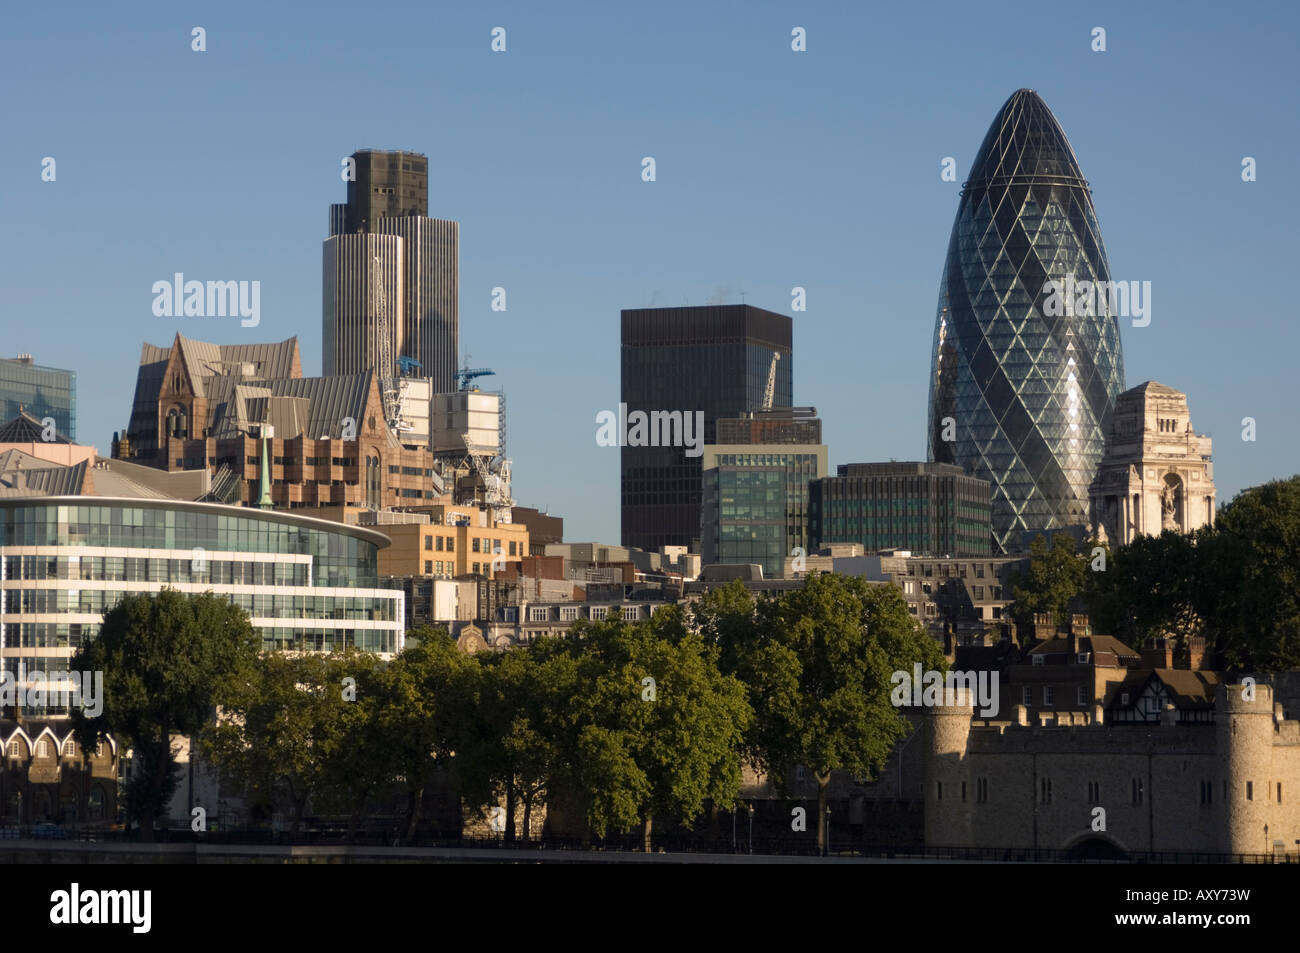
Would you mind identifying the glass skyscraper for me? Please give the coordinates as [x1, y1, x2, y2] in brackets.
[0, 355, 76, 440]
[927, 89, 1125, 552]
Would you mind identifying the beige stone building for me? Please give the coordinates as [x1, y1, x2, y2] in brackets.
[1089, 381, 1215, 545]
[924, 682, 1300, 857]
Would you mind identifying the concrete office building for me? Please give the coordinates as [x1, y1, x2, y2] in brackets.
[325, 150, 459, 395]
[621, 305, 793, 553]
[0, 355, 76, 442]
[809, 462, 993, 557]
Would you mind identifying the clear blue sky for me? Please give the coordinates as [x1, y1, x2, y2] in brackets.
[3, 0, 1297, 542]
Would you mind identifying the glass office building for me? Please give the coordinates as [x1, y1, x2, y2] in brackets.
[0, 356, 76, 440]
[0, 498, 406, 714]
[701, 448, 825, 577]
[927, 90, 1125, 551]
[621, 305, 793, 552]
[809, 462, 991, 556]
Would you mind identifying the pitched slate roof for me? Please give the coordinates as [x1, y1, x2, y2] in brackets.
[127, 332, 301, 437]
[0, 454, 88, 496]
[205, 372, 380, 442]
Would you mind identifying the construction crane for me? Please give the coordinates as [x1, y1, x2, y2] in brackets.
[762, 352, 781, 410]
[370, 256, 405, 432]
[458, 355, 496, 391]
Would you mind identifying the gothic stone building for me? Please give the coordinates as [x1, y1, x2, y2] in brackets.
[116, 332, 439, 511]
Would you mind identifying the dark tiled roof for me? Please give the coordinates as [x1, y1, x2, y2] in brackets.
[1029, 634, 1139, 659]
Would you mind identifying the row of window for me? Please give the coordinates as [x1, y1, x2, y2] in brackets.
[1, 588, 397, 621]
[4, 554, 307, 586]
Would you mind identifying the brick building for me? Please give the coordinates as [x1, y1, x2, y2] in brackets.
[115, 332, 440, 510]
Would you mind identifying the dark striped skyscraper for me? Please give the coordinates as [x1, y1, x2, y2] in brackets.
[927, 90, 1125, 552]
[324, 150, 459, 394]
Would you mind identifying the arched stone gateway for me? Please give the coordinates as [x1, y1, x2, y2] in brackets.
[1064, 833, 1129, 860]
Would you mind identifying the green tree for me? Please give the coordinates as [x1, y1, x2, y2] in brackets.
[70, 589, 261, 840]
[724, 572, 945, 852]
[1209, 477, 1300, 670]
[555, 613, 752, 852]
[1084, 530, 1204, 652]
[455, 643, 577, 842]
[1008, 533, 1088, 631]
[203, 649, 383, 835]
[372, 628, 477, 840]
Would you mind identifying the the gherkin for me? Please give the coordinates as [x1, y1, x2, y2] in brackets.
[927, 89, 1125, 552]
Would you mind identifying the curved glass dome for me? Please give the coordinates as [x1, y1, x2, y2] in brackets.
[927, 89, 1125, 552]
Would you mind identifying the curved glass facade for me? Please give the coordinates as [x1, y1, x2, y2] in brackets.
[927, 89, 1125, 551]
[1, 499, 404, 713]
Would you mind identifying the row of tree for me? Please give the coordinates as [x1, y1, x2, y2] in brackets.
[1009, 475, 1300, 671]
[69, 572, 945, 849]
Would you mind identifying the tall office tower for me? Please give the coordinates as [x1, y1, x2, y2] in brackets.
[322, 234, 404, 379]
[620, 304, 792, 553]
[927, 90, 1125, 552]
[344, 150, 429, 232]
[324, 149, 459, 394]
[0, 354, 76, 440]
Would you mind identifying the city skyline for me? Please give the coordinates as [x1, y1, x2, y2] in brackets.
[5, 2, 1297, 542]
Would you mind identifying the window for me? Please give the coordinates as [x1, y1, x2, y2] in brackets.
[935, 781, 942, 801]
[1246, 781, 1253, 801]
[973, 585, 985, 600]
[1200, 780, 1212, 806]
[1044, 686, 1054, 706]
[436, 536, 444, 551]
[6, 741, 19, 757]
[1077, 686, 1087, 706]
[63, 739, 76, 756]
[37, 739, 50, 757]
[1022, 687, 1031, 706]
[961, 781, 967, 803]
[424, 536, 432, 550]
[976, 778, 988, 803]
[529, 607, 549, 622]
[424, 561, 432, 574]
[446, 538, 455, 552]
[509, 541, 517, 556]
[1039, 777, 1052, 804]
[472, 538, 481, 553]
[1087, 781, 1100, 803]
[1279, 783, 1283, 803]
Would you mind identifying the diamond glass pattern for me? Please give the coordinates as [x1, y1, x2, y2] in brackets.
[927, 90, 1125, 552]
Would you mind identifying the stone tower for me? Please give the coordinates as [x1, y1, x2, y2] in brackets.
[1217, 682, 1274, 855]
[924, 690, 975, 846]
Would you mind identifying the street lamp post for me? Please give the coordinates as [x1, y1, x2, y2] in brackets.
[748, 802, 754, 854]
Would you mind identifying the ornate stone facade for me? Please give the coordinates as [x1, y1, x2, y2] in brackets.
[1089, 381, 1214, 545]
